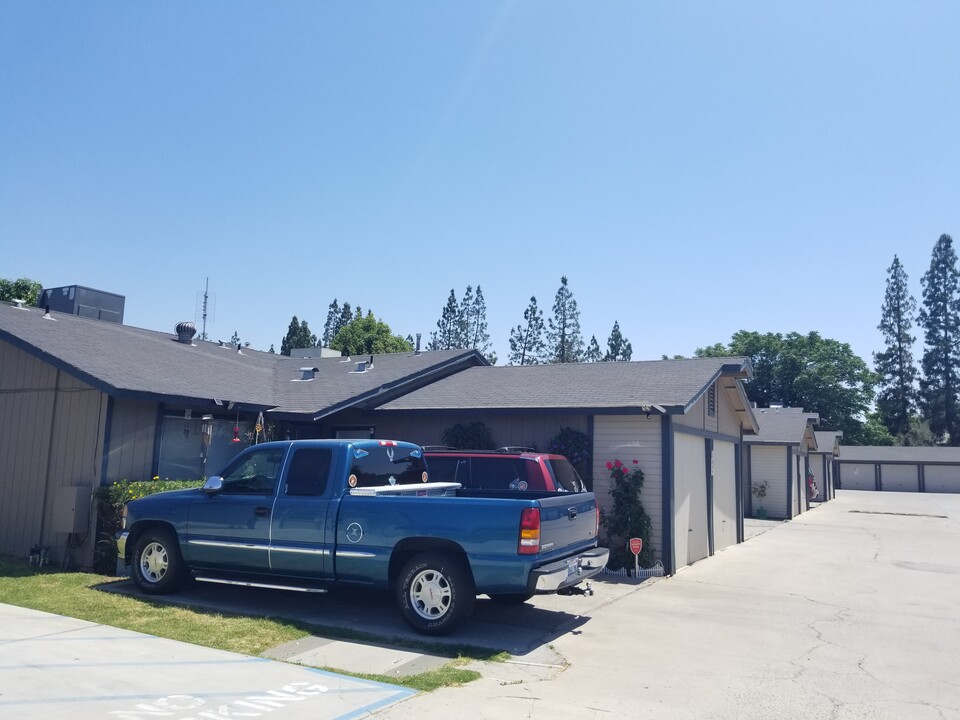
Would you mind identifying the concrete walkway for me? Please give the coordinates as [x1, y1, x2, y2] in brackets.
[373, 490, 960, 719]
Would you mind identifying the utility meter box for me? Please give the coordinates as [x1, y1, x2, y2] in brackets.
[51, 486, 91, 534]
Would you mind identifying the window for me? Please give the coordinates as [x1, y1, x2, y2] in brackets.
[424, 457, 466, 484]
[284, 449, 332, 496]
[544, 458, 585, 492]
[217, 447, 286, 494]
[470, 457, 530, 490]
[351, 446, 427, 487]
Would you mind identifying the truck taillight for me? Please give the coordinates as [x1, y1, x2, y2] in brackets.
[518, 507, 541, 555]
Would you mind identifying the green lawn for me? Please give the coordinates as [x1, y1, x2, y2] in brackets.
[0, 556, 484, 692]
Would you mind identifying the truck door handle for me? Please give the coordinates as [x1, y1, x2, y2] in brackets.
[568, 507, 578, 520]
[254, 507, 271, 517]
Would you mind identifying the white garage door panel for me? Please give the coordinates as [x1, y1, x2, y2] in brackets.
[713, 441, 737, 552]
[675, 433, 708, 566]
[840, 463, 875, 490]
[751, 446, 788, 518]
[880, 464, 919, 492]
[923, 466, 960, 493]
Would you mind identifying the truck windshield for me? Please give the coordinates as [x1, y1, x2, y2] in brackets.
[351, 446, 428, 487]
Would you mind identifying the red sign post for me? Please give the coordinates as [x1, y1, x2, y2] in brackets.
[629, 537, 642, 577]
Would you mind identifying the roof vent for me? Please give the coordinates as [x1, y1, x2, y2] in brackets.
[415, 333, 422, 355]
[175, 321, 197, 344]
[299, 367, 319, 381]
[353, 361, 367, 373]
[10, 298, 26, 309]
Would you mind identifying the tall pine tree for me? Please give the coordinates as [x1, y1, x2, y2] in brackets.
[547, 276, 584, 363]
[919, 234, 960, 445]
[874, 256, 918, 437]
[604, 320, 633, 361]
[583, 336, 602, 362]
[322, 299, 341, 347]
[508, 296, 546, 365]
[428, 289, 462, 350]
[466, 285, 496, 364]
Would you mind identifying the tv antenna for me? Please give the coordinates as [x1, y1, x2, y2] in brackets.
[195, 277, 217, 340]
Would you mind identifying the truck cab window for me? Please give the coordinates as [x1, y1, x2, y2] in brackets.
[285, 449, 332, 496]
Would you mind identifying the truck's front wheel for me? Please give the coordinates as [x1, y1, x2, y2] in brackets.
[396, 553, 475, 635]
[131, 528, 187, 595]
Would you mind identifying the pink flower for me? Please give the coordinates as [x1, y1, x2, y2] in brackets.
[614, 459, 623, 468]
[633, 459, 639, 464]
[605, 462, 613, 470]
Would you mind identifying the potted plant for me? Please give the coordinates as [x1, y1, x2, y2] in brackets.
[751, 481, 769, 519]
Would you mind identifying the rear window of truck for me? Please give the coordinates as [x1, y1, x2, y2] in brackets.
[350, 446, 428, 487]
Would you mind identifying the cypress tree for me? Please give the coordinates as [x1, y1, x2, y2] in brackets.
[604, 320, 633, 362]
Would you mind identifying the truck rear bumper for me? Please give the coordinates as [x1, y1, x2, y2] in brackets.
[530, 546, 609, 593]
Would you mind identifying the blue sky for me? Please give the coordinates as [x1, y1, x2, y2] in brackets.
[2, 2, 957, 365]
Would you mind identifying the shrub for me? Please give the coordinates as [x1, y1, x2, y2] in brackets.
[600, 459, 654, 570]
[547, 427, 592, 490]
[93, 478, 204, 573]
[440, 422, 495, 450]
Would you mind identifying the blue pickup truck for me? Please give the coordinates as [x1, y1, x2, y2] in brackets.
[118, 439, 609, 635]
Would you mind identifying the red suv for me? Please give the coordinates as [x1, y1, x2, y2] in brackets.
[423, 448, 587, 493]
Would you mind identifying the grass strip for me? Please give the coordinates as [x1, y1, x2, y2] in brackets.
[0, 556, 483, 692]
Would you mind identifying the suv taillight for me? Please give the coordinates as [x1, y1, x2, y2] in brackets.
[518, 507, 541, 555]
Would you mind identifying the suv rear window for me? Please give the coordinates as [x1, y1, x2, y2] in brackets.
[544, 458, 586, 492]
[470, 457, 532, 490]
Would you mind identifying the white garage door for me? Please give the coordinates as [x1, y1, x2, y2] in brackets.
[712, 440, 737, 552]
[674, 433, 709, 567]
[923, 466, 960, 493]
[840, 463, 875, 490]
[880, 464, 919, 492]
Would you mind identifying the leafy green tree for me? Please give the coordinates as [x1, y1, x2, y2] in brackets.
[280, 316, 317, 356]
[547, 276, 584, 363]
[919, 234, 960, 445]
[508, 296, 546, 365]
[697, 330, 876, 444]
[874, 256, 918, 437]
[0, 277, 42, 305]
[604, 320, 632, 361]
[331, 311, 412, 355]
[584, 335, 602, 362]
[860, 412, 896, 446]
[229, 330, 241, 346]
[428, 289, 463, 351]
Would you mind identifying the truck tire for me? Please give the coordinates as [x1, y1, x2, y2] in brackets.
[396, 553, 476, 635]
[131, 528, 187, 595]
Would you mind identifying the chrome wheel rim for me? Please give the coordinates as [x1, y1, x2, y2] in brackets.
[139, 541, 169, 583]
[409, 568, 451, 620]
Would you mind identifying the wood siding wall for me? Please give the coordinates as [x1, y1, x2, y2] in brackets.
[592, 415, 664, 563]
[0, 342, 105, 564]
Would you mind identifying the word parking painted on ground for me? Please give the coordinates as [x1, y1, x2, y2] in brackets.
[107, 682, 328, 720]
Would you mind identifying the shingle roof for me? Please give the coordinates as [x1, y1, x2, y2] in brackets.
[376, 357, 752, 413]
[813, 431, 842, 455]
[746, 407, 819, 446]
[0, 304, 483, 417]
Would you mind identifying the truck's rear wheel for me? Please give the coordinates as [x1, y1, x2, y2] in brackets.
[131, 528, 187, 594]
[396, 553, 475, 635]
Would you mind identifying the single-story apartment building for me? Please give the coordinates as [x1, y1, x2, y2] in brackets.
[1, 300, 760, 575]
[743, 408, 819, 519]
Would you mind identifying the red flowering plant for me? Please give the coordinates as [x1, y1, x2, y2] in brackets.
[601, 459, 654, 570]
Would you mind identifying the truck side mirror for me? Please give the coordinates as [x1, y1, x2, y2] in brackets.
[203, 476, 224, 493]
